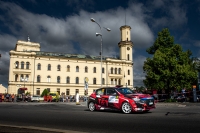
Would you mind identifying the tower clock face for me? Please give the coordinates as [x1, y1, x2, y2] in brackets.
[127, 47, 130, 50]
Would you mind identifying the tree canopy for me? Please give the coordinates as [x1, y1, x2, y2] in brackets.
[143, 28, 197, 91]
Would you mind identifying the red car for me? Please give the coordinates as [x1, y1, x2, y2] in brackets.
[88, 86, 155, 114]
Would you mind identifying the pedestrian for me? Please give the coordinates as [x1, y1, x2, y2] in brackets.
[22, 93, 25, 102]
[182, 88, 186, 102]
[2, 94, 4, 102]
[6, 93, 9, 102]
[66, 96, 68, 102]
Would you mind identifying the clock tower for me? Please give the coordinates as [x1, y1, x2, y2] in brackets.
[118, 25, 133, 61]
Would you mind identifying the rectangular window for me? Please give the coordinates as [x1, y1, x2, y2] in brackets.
[36, 88, 40, 95]
[57, 88, 60, 95]
[66, 89, 70, 95]
[128, 80, 130, 85]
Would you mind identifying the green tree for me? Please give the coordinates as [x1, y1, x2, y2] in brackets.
[143, 28, 197, 91]
[41, 89, 49, 97]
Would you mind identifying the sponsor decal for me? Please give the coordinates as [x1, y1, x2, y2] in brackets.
[108, 96, 119, 103]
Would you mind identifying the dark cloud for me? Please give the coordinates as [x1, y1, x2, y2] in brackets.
[0, 0, 194, 88]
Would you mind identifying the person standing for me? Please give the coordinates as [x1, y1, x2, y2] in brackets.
[182, 88, 186, 102]
[6, 93, 9, 102]
[2, 94, 4, 102]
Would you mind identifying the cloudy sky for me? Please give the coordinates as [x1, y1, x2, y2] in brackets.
[0, 0, 200, 88]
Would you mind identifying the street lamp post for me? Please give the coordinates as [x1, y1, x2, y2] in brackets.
[192, 57, 200, 102]
[90, 18, 111, 87]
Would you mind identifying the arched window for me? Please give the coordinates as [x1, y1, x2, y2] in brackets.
[118, 68, 121, 74]
[47, 76, 51, 82]
[15, 61, 19, 68]
[102, 67, 105, 73]
[128, 80, 130, 85]
[115, 79, 117, 85]
[15, 74, 18, 81]
[37, 75, 41, 82]
[21, 61, 24, 69]
[57, 76, 60, 83]
[102, 78, 105, 85]
[26, 62, 30, 69]
[20, 74, 24, 81]
[93, 67, 96, 73]
[26, 75, 29, 81]
[127, 54, 130, 60]
[76, 77, 79, 84]
[93, 78, 96, 84]
[111, 67, 113, 74]
[48, 64, 51, 71]
[57, 65, 61, 71]
[67, 65, 70, 72]
[66, 77, 70, 84]
[85, 66, 88, 73]
[115, 68, 117, 74]
[127, 38, 128, 41]
[111, 79, 113, 85]
[128, 70, 130, 75]
[118, 79, 121, 85]
[76, 66, 79, 72]
[37, 63, 41, 70]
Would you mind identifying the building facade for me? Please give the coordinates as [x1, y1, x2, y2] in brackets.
[0, 84, 7, 93]
[8, 25, 134, 96]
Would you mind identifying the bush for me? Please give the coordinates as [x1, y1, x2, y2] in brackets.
[41, 89, 49, 97]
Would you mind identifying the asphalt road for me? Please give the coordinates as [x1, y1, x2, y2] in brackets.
[0, 102, 200, 133]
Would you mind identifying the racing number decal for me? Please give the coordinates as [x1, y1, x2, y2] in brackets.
[108, 96, 119, 103]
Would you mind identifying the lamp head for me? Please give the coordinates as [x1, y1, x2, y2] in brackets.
[91, 18, 95, 22]
[104, 27, 111, 31]
[96, 33, 102, 36]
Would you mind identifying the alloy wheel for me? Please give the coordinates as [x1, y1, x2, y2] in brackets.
[122, 102, 132, 114]
[89, 102, 95, 111]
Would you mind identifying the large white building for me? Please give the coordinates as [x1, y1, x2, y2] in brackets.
[8, 25, 134, 96]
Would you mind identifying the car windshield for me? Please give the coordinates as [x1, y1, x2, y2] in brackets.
[116, 88, 134, 95]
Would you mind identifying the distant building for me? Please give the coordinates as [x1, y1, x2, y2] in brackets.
[8, 25, 134, 96]
[0, 84, 7, 93]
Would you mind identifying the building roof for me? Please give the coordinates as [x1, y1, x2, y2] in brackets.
[35, 51, 120, 61]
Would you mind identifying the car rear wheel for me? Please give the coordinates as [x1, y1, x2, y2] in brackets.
[122, 102, 132, 114]
[88, 102, 95, 111]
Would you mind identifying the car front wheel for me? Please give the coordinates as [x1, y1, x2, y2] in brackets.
[88, 102, 95, 111]
[122, 102, 132, 114]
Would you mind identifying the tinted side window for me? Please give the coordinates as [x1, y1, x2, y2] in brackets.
[106, 88, 117, 95]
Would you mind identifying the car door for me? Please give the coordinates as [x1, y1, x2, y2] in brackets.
[95, 88, 107, 107]
[106, 88, 120, 109]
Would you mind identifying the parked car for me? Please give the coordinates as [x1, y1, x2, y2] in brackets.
[31, 95, 44, 102]
[47, 92, 59, 102]
[88, 86, 155, 114]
